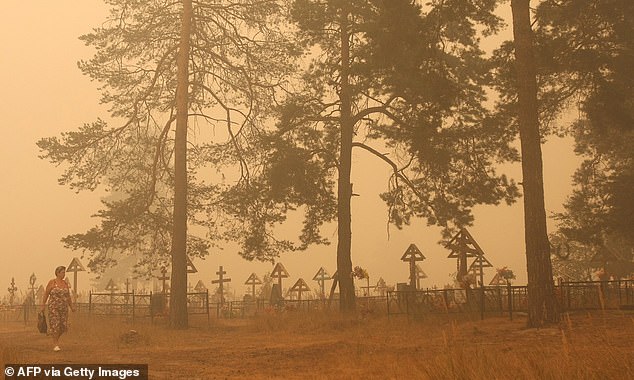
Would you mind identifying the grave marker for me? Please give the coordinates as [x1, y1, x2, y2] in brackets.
[468, 254, 493, 287]
[211, 266, 231, 304]
[186, 256, 198, 274]
[401, 244, 426, 289]
[28, 273, 37, 304]
[244, 273, 262, 299]
[446, 228, 485, 282]
[312, 267, 330, 299]
[376, 277, 387, 297]
[105, 279, 119, 304]
[66, 257, 86, 299]
[270, 262, 289, 290]
[8, 278, 17, 306]
[158, 267, 170, 294]
[194, 280, 207, 292]
[415, 264, 427, 290]
[289, 278, 310, 301]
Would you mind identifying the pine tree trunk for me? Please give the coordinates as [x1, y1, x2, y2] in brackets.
[337, 6, 356, 313]
[511, 0, 559, 327]
[170, 0, 192, 329]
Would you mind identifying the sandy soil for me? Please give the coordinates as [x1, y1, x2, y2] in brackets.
[2, 311, 633, 379]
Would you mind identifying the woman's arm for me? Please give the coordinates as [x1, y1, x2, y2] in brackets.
[41, 280, 53, 311]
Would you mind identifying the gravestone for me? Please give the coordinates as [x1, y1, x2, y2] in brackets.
[269, 283, 283, 307]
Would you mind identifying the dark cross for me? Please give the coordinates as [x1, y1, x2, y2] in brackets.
[312, 267, 330, 299]
[244, 273, 262, 299]
[66, 257, 86, 299]
[105, 279, 119, 304]
[29, 273, 37, 304]
[446, 228, 485, 283]
[289, 278, 310, 301]
[270, 262, 289, 291]
[158, 267, 170, 294]
[401, 244, 426, 289]
[468, 254, 493, 287]
[211, 266, 231, 304]
[187, 282, 194, 292]
[125, 278, 131, 293]
[376, 277, 387, 297]
[8, 277, 17, 306]
[415, 264, 427, 290]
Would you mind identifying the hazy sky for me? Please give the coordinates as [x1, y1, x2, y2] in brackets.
[1, 1, 581, 300]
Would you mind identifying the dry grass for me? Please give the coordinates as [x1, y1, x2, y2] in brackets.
[1, 310, 633, 379]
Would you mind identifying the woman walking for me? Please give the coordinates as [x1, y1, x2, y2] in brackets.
[41, 266, 75, 351]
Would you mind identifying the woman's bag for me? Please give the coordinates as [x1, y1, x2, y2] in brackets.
[37, 311, 47, 334]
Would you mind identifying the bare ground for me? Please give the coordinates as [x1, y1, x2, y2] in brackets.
[2, 310, 633, 379]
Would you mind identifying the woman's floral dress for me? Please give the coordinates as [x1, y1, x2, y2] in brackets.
[47, 283, 71, 334]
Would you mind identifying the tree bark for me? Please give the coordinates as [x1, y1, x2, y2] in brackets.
[170, 0, 192, 329]
[337, 5, 356, 313]
[511, 0, 559, 327]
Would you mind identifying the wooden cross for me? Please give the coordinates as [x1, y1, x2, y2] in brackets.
[211, 266, 231, 304]
[489, 272, 506, 286]
[29, 273, 38, 303]
[446, 228, 485, 282]
[186, 256, 198, 274]
[401, 244, 426, 289]
[312, 267, 330, 299]
[158, 267, 170, 294]
[244, 273, 262, 299]
[289, 278, 310, 301]
[194, 280, 207, 292]
[415, 264, 427, 290]
[270, 262, 289, 290]
[105, 279, 118, 304]
[468, 254, 493, 287]
[66, 257, 86, 298]
[8, 277, 17, 306]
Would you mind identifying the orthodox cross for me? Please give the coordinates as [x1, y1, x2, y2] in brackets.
[289, 278, 310, 301]
[446, 228, 485, 282]
[312, 267, 330, 299]
[244, 273, 262, 299]
[211, 266, 231, 304]
[468, 254, 493, 287]
[401, 244, 426, 289]
[66, 257, 86, 299]
[158, 267, 170, 294]
[270, 262, 289, 290]
[415, 264, 427, 290]
[360, 280, 375, 296]
[8, 277, 17, 306]
[29, 273, 37, 303]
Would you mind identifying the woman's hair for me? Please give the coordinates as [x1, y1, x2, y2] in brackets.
[55, 266, 66, 275]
